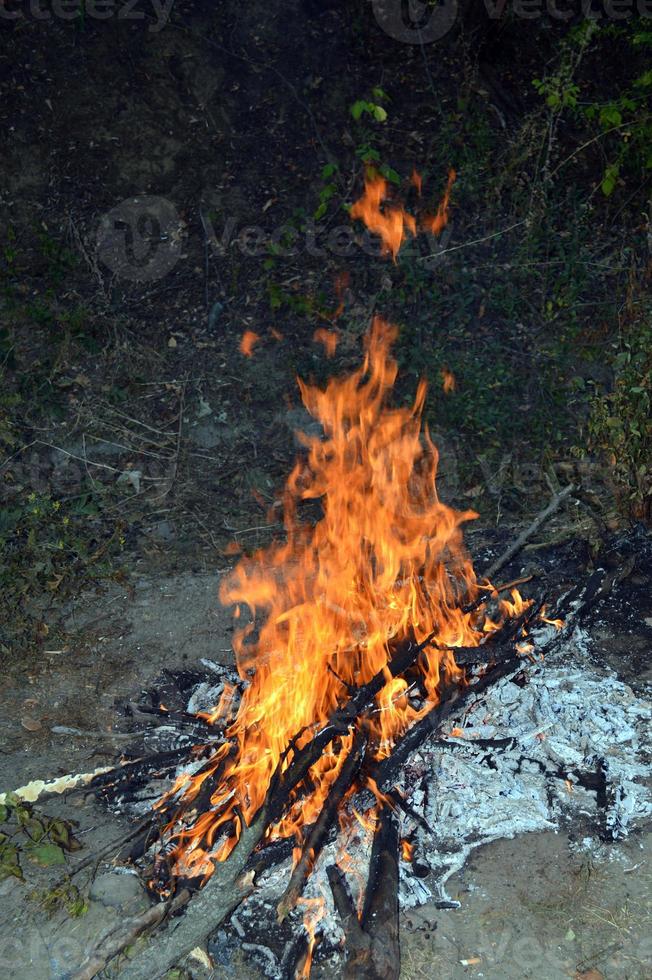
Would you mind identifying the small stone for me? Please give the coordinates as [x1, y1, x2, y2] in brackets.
[90, 873, 147, 911]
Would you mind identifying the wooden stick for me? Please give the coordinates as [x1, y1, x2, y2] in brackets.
[69, 887, 192, 980]
[329, 809, 401, 980]
[327, 864, 370, 966]
[264, 632, 434, 822]
[358, 808, 400, 980]
[462, 574, 534, 614]
[482, 483, 575, 582]
[370, 653, 523, 791]
[277, 730, 367, 922]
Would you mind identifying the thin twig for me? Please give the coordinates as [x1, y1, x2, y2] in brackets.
[482, 484, 575, 582]
[417, 219, 527, 264]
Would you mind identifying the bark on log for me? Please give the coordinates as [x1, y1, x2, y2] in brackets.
[357, 808, 400, 980]
[328, 809, 400, 980]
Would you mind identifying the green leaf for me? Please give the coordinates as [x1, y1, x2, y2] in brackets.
[0, 805, 8, 823]
[601, 164, 619, 196]
[379, 164, 401, 185]
[359, 147, 380, 163]
[634, 69, 652, 88]
[314, 202, 327, 221]
[599, 105, 622, 128]
[350, 100, 367, 121]
[321, 163, 338, 179]
[371, 104, 387, 123]
[28, 843, 66, 867]
[371, 86, 388, 102]
[614, 354, 630, 373]
[23, 817, 47, 842]
[0, 842, 23, 881]
[48, 819, 74, 850]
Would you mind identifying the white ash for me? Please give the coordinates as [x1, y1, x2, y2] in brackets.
[397, 627, 650, 901]
[186, 681, 229, 715]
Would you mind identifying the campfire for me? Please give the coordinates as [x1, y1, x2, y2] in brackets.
[10, 170, 648, 980]
[155, 316, 534, 883]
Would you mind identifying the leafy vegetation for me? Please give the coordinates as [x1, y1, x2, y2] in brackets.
[533, 22, 652, 196]
[0, 489, 125, 658]
[0, 794, 82, 882]
[583, 300, 651, 521]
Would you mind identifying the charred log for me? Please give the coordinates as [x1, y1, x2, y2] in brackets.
[277, 728, 368, 922]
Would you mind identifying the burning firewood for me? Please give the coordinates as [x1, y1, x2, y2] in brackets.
[327, 807, 400, 980]
[277, 728, 368, 923]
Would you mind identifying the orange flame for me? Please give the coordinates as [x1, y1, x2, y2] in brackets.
[540, 606, 564, 630]
[441, 368, 456, 394]
[159, 318, 528, 875]
[350, 167, 456, 260]
[422, 168, 456, 237]
[401, 839, 414, 861]
[196, 683, 237, 726]
[350, 173, 416, 260]
[297, 896, 325, 978]
[313, 328, 339, 357]
[240, 330, 260, 357]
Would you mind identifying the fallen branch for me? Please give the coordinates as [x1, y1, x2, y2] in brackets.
[370, 653, 524, 791]
[70, 887, 192, 980]
[359, 807, 400, 980]
[327, 864, 371, 969]
[482, 483, 575, 582]
[462, 573, 534, 614]
[0, 766, 114, 806]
